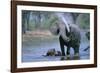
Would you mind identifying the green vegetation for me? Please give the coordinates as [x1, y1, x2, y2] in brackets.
[22, 11, 59, 33]
[76, 13, 90, 29]
[22, 11, 90, 34]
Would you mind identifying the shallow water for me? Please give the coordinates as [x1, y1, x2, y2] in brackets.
[22, 37, 90, 62]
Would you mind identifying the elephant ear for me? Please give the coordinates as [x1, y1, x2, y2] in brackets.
[49, 23, 59, 35]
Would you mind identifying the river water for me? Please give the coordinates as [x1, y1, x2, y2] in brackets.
[22, 36, 90, 62]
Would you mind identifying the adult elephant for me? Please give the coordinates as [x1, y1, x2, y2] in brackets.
[50, 22, 81, 58]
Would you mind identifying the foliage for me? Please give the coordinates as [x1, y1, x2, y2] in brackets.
[76, 14, 90, 29]
[22, 10, 90, 33]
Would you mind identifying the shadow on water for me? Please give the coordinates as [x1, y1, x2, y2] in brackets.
[22, 36, 90, 62]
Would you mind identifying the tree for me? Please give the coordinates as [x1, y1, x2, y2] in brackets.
[76, 14, 90, 29]
[71, 13, 80, 24]
[22, 10, 30, 34]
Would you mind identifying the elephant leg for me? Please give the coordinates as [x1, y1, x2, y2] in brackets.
[74, 47, 79, 56]
[67, 47, 70, 57]
[66, 47, 70, 59]
[73, 46, 80, 59]
[59, 37, 65, 56]
[60, 43, 65, 56]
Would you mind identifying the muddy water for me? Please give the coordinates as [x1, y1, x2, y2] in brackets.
[22, 36, 90, 62]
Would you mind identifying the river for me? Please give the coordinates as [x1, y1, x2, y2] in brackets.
[22, 35, 90, 62]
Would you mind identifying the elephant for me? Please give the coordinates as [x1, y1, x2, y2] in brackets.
[42, 48, 62, 56]
[50, 22, 81, 58]
[46, 49, 62, 56]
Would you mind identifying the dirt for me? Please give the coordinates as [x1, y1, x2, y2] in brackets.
[23, 30, 52, 38]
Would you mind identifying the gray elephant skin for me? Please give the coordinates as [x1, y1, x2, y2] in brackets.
[50, 23, 81, 58]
